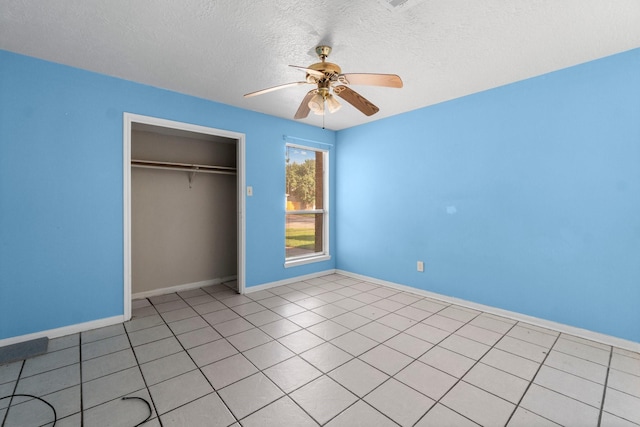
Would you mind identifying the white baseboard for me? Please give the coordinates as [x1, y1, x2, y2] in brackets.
[336, 270, 640, 353]
[244, 269, 337, 294]
[132, 276, 238, 300]
[4, 269, 637, 354]
[0, 315, 125, 348]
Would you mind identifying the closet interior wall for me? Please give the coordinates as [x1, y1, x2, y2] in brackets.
[131, 127, 237, 295]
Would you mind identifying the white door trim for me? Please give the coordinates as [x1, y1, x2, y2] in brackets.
[123, 113, 246, 320]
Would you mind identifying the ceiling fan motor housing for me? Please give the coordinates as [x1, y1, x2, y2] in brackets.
[307, 62, 342, 82]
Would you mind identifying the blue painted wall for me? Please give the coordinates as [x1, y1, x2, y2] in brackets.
[2, 48, 639, 343]
[336, 48, 640, 342]
[0, 50, 336, 340]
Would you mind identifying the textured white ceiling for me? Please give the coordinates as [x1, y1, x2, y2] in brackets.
[1, 0, 639, 130]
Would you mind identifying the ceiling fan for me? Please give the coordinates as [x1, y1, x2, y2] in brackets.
[244, 45, 403, 119]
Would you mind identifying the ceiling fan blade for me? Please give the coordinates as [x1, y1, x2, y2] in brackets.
[244, 81, 308, 98]
[333, 85, 380, 116]
[289, 65, 325, 79]
[294, 90, 318, 119]
[338, 73, 403, 88]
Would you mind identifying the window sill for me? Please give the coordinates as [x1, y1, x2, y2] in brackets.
[284, 254, 331, 268]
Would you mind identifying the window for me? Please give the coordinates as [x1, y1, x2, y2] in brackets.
[285, 143, 329, 266]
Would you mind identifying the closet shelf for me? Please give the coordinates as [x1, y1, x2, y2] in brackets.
[131, 159, 236, 176]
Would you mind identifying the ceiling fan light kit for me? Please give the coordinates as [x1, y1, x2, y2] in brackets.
[244, 45, 403, 120]
[308, 92, 325, 115]
[325, 94, 341, 113]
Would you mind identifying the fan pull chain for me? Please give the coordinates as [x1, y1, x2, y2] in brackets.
[322, 100, 325, 129]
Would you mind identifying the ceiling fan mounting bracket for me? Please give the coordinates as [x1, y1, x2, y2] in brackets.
[315, 45, 332, 61]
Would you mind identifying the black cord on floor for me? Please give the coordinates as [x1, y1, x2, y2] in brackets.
[0, 393, 153, 427]
[0, 393, 57, 426]
[121, 396, 152, 427]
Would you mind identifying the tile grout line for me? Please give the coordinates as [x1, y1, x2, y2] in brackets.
[200, 284, 343, 426]
[145, 279, 567, 411]
[152, 276, 637, 424]
[259, 277, 412, 426]
[327, 297, 519, 426]
[202, 278, 405, 425]
[407, 310, 495, 426]
[79, 332, 84, 427]
[212, 282, 362, 426]
[321, 398, 399, 426]
[169, 278, 520, 425]
[410, 316, 575, 425]
[2, 347, 83, 425]
[330, 306, 474, 426]
[288, 315, 404, 425]
[374, 315, 567, 425]
[163, 287, 245, 426]
[194, 287, 265, 427]
[289, 304, 407, 425]
[550, 346, 612, 369]
[502, 332, 561, 426]
[597, 346, 613, 427]
[122, 300, 165, 427]
[0, 360, 24, 427]
[285, 297, 484, 427]
[144, 293, 217, 424]
[322, 283, 617, 421]
[560, 334, 613, 353]
[122, 276, 634, 426]
[222, 280, 610, 427]
[106, 282, 416, 426]
[478, 329, 612, 387]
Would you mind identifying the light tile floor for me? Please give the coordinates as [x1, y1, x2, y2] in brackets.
[1, 274, 640, 426]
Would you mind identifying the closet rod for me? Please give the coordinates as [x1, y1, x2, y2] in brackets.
[132, 164, 236, 175]
[131, 162, 236, 176]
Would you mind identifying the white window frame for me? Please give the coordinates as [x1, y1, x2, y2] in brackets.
[284, 142, 330, 268]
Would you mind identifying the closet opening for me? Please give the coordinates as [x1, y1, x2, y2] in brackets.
[123, 113, 246, 320]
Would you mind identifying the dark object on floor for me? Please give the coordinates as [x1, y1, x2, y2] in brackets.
[122, 396, 153, 426]
[0, 393, 57, 426]
[0, 337, 49, 364]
